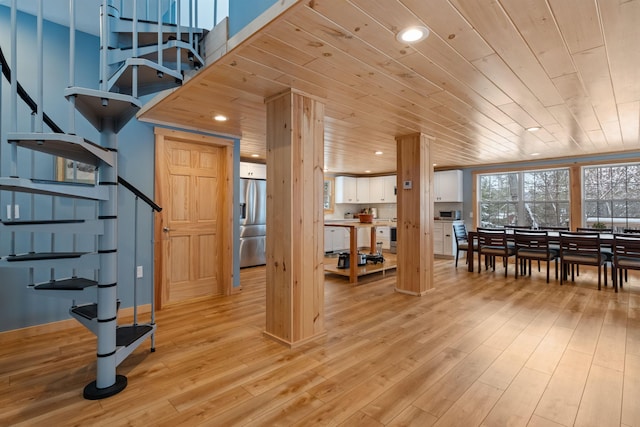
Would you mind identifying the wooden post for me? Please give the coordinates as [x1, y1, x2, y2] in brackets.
[264, 89, 326, 347]
[395, 132, 434, 295]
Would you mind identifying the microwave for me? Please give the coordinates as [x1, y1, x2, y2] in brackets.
[439, 210, 461, 220]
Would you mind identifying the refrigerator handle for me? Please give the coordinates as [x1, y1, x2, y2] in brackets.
[240, 202, 247, 219]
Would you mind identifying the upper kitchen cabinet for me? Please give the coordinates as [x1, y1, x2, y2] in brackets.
[240, 162, 266, 179]
[434, 170, 463, 202]
[369, 175, 397, 203]
[335, 176, 357, 203]
[336, 175, 398, 204]
[356, 178, 370, 203]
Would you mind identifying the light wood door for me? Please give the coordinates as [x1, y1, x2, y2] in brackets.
[156, 133, 225, 305]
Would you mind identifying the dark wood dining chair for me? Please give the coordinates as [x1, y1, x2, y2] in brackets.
[612, 234, 640, 292]
[476, 228, 516, 277]
[559, 231, 607, 290]
[452, 223, 477, 268]
[513, 229, 558, 283]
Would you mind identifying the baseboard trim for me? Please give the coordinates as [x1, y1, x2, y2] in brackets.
[0, 304, 152, 343]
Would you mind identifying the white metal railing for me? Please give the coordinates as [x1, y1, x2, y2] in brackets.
[113, 0, 227, 29]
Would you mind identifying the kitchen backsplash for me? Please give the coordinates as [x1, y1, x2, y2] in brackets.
[325, 203, 397, 220]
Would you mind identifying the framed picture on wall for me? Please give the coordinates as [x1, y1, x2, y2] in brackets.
[56, 157, 97, 185]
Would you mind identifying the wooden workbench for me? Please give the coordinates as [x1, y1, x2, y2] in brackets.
[325, 221, 396, 284]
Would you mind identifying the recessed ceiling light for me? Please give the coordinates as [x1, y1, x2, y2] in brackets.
[531, 152, 540, 156]
[526, 126, 540, 132]
[213, 114, 227, 122]
[397, 26, 430, 43]
[364, 170, 371, 173]
[251, 154, 259, 158]
[375, 151, 383, 155]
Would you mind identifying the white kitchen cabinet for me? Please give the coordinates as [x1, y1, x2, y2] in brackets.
[240, 162, 266, 179]
[324, 227, 349, 253]
[383, 175, 397, 203]
[335, 176, 357, 203]
[356, 177, 370, 203]
[369, 175, 397, 203]
[433, 220, 462, 256]
[375, 226, 391, 250]
[357, 227, 370, 249]
[434, 170, 463, 202]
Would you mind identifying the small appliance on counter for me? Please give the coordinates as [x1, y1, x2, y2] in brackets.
[357, 253, 367, 265]
[337, 252, 350, 269]
[336, 252, 368, 269]
[439, 210, 461, 220]
[366, 242, 385, 264]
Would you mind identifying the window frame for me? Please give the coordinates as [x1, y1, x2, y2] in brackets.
[582, 162, 640, 231]
[476, 167, 570, 228]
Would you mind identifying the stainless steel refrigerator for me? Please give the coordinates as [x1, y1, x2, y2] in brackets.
[239, 178, 266, 268]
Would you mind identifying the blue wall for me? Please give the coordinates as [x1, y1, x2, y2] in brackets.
[0, 6, 241, 333]
[0, 7, 158, 332]
[228, 0, 276, 37]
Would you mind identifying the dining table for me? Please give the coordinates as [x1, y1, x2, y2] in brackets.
[466, 230, 614, 273]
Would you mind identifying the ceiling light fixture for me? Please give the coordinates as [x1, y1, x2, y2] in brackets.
[397, 26, 430, 43]
[375, 151, 383, 155]
[251, 154, 260, 158]
[213, 114, 227, 122]
[526, 126, 540, 132]
[364, 170, 371, 173]
[531, 152, 540, 156]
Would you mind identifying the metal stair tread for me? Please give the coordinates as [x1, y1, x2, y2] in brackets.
[34, 277, 98, 290]
[116, 325, 154, 347]
[113, 17, 206, 36]
[107, 58, 184, 96]
[9, 251, 88, 262]
[1, 219, 85, 225]
[109, 39, 204, 67]
[0, 218, 103, 235]
[64, 87, 141, 133]
[7, 132, 115, 167]
[71, 300, 120, 321]
[0, 177, 108, 200]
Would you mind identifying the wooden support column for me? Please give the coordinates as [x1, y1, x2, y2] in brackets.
[395, 132, 434, 295]
[264, 89, 326, 347]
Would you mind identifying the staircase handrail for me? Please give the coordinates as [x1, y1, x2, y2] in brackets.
[117, 176, 162, 212]
[0, 46, 64, 134]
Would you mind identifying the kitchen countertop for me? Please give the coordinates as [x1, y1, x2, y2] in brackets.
[324, 220, 397, 227]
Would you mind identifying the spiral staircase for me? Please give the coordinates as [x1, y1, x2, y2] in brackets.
[0, 0, 206, 399]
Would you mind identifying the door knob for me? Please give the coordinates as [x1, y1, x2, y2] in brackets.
[163, 227, 171, 232]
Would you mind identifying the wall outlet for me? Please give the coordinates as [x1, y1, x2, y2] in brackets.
[6, 204, 19, 219]
[136, 265, 143, 278]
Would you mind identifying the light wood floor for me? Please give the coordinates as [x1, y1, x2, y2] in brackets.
[2, 259, 640, 426]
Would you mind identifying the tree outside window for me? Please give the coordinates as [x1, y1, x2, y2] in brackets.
[583, 163, 640, 230]
[479, 168, 569, 228]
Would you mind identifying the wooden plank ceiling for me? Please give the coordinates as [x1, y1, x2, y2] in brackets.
[138, 0, 640, 175]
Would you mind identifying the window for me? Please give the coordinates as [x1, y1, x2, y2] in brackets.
[583, 163, 640, 230]
[478, 168, 570, 228]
